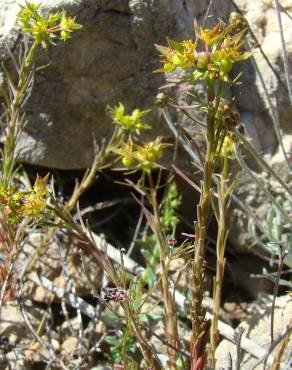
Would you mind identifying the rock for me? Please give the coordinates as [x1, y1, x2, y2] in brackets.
[0, 0, 291, 257]
[240, 112, 277, 154]
[61, 336, 78, 358]
[215, 293, 292, 369]
[0, 300, 42, 344]
[1, 350, 26, 370]
[226, 0, 292, 253]
[223, 301, 248, 323]
[0, 300, 42, 369]
[19, 231, 103, 301]
[227, 158, 292, 255]
[0, 0, 231, 169]
[234, 0, 292, 134]
[23, 336, 60, 364]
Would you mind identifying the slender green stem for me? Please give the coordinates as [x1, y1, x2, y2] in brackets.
[3, 40, 39, 185]
[210, 154, 229, 367]
[191, 82, 216, 362]
[120, 298, 162, 370]
[148, 173, 178, 370]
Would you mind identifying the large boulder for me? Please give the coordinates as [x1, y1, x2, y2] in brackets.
[1, 0, 291, 256]
[0, 0, 231, 169]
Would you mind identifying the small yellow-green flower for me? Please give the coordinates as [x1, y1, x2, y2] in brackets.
[18, 1, 41, 26]
[156, 18, 251, 84]
[216, 134, 235, 158]
[17, 1, 82, 45]
[114, 138, 135, 168]
[110, 103, 150, 135]
[59, 12, 83, 41]
[133, 137, 170, 173]
[155, 39, 197, 73]
[32, 175, 49, 198]
[194, 21, 226, 47]
[214, 31, 251, 63]
[0, 183, 23, 223]
[116, 137, 170, 173]
[21, 175, 49, 217]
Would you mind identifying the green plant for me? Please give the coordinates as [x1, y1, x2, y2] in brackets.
[139, 181, 182, 287]
[110, 103, 180, 369]
[105, 329, 138, 367]
[0, 2, 82, 311]
[1, 3, 290, 369]
[156, 12, 250, 369]
[2, 1, 82, 185]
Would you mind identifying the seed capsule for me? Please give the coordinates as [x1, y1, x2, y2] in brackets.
[122, 157, 133, 168]
[220, 58, 233, 73]
[196, 52, 211, 69]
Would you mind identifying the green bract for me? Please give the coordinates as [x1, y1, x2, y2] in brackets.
[21, 176, 49, 217]
[0, 183, 23, 223]
[116, 137, 170, 174]
[156, 14, 251, 83]
[18, 1, 82, 46]
[0, 176, 49, 222]
[59, 11, 83, 41]
[110, 103, 151, 135]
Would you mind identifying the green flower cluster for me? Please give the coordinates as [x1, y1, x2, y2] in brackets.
[155, 12, 251, 83]
[161, 182, 182, 231]
[21, 175, 49, 217]
[109, 103, 169, 174]
[110, 103, 150, 135]
[116, 137, 169, 174]
[0, 176, 49, 222]
[0, 183, 23, 223]
[18, 1, 82, 45]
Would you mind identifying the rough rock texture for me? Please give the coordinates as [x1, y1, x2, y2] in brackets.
[0, 0, 231, 169]
[18, 232, 103, 300]
[215, 294, 292, 369]
[0, 0, 291, 255]
[0, 301, 43, 369]
[235, 0, 292, 138]
[228, 0, 292, 253]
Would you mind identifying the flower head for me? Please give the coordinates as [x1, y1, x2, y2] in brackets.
[228, 12, 248, 35]
[116, 137, 170, 173]
[59, 12, 82, 41]
[110, 103, 150, 135]
[217, 134, 235, 158]
[21, 175, 49, 217]
[101, 287, 127, 302]
[156, 17, 251, 84]
[215, 98, 240, 130]
[17, 1, 82, 46]
[0, 183, 23, 223]
[194, 21, 226, 47]
[114, 138, 135, 168]
[134, 137, 169, 173]
[155, 38, 198, 73]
